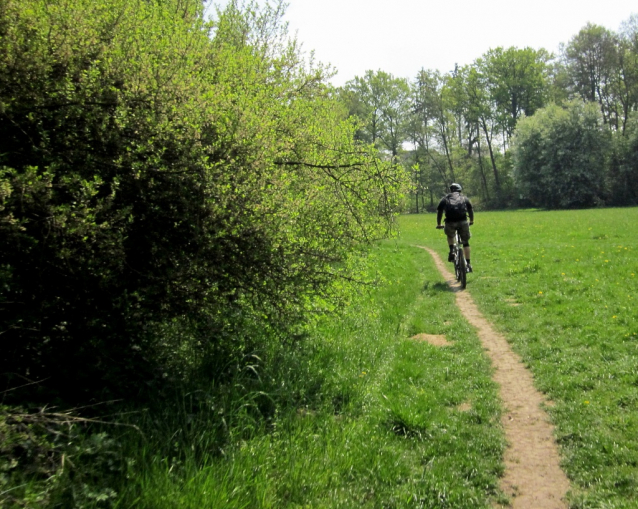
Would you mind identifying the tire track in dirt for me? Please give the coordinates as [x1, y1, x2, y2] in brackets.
[419, 246, 570, 509]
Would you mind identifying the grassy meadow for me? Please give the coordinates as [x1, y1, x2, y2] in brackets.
[110, 207, 638, 509]
[112, 231, 506, 508]
[18, 208, 638, 508]
[400, 207, 638, 508]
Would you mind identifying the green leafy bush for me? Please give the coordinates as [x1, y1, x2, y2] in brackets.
[608, 113, 638, 205]
[0, 0, 405, 401]
[512, 101, 609, 208]
[0, 405, 124, 508]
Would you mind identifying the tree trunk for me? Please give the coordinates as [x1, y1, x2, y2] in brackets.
[476, 129, 491, 201]
[481, 118, 501, 191]
[441, 130, 456, 182]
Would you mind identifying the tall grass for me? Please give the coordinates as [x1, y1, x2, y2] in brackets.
[400, 208, 638, 508]
[113, 240, 505, 508]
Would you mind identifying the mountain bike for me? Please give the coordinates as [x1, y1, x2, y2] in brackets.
[436, 225, 468, 289]
[453, 230, 467, 289]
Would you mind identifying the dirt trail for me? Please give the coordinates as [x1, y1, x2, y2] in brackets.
[419, 247, 570, 509]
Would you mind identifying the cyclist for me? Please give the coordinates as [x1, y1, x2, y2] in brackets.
[435, 183, 474, 273]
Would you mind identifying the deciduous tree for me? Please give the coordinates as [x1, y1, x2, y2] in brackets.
[563, 23, 620, 128]
[480, 47, 551, 142]
[341, 70, 411, 159]
[513, 101, 609, 208]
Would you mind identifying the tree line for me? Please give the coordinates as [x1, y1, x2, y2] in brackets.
[339, 17, 638, 210]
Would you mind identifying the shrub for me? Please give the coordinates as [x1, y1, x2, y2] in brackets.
[0, 0, 405, 401]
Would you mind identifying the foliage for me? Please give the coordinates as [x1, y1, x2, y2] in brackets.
[562, 20, 638, 135]
[340, 70, 411, 158]
[478, 46, 551, 141]
[410, 70, 460, 186]
[512, 101, 609, 208]
[563, 23, 621, 128]
[0, 405, 124, 508]
[0, 0, 405, 401]
[608, 114, 638, 206]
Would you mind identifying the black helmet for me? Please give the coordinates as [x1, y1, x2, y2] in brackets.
[450, 183, 462, 192]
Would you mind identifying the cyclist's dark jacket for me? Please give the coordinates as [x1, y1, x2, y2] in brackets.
[436, 192, 474, 223]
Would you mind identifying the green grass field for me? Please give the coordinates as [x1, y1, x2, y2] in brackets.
[98, 208, 638, 508]
[399, 207, 638, 508]
[116, 231, 506, 508]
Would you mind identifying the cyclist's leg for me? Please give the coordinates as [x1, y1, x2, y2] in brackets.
[443, 223, 456, 261]
[458, 222, 472, 261]
[444, 222, 457, 244]
[447, 236, 456, 261]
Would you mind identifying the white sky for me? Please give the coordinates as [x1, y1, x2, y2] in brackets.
[210, 0, 636, 87]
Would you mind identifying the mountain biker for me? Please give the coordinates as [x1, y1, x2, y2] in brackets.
[435, 183, 474, 273]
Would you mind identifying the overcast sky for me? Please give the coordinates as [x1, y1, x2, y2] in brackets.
[210, 0, 636, 86]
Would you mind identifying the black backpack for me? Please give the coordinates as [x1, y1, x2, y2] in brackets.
[445, 192, 467, 221]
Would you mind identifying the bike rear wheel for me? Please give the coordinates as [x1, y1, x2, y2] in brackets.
[454, 232, 467, 289]
[458, 251, 467, 289]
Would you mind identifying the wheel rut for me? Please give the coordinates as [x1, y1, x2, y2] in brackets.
[419, 246, 570, 509]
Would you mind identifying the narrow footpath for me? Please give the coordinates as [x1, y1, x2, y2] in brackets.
[420, 246, 571, 509]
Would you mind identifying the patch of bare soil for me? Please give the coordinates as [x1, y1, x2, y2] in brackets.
[410, 333, 451, 347]
[419, 246, 570, 509]
[456, 401, 472, 412]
